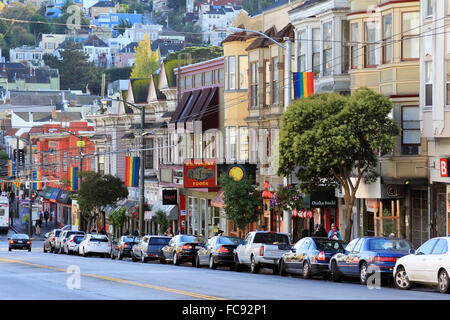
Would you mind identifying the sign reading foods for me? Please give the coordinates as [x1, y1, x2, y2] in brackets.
[183, 160, 217, 188]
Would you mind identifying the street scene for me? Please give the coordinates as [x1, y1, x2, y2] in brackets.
[0, 0, 449, 307]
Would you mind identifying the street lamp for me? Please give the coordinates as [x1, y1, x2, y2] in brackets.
[100, 97, 146, 237]
[227, 26, 293, 236]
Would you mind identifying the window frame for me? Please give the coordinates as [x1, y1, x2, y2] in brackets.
[238, 55, 248, 90]
[401, 106, 420, 155]
[401, 11, 420, 61]
[350, 22, 359, 69]
[228, 56, 236, 90]
[382, 13, 393, 64]
[364, 21, 378, 68]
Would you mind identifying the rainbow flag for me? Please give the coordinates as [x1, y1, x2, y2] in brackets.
[7, 160, 15, 177]
[70, 167, 78, 191]
[125, 156, 139, 187]
[293, 72, 314, 99]
[33, 170, 43, 190]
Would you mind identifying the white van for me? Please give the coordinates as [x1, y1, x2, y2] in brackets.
[0, 196, 10, 233]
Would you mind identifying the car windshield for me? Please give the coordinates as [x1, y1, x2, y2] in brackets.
[217, 237, 243, 245]
[179, 236, 206, 244]
[66, 231, 84, 237]
[55, 230, 61, 237]
[149, 237, 171, 245]
[123, 237, 138, 243]
[253, 233, 290, 245]
[12, 234, 29, 240]
[314, 239, 345, 250]
[368, 239, 412, 251]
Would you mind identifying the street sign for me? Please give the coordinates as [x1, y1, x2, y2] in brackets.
[441, 158, 449, 177]
[77, 140, 86, 148]
[13, 179, 22, 188]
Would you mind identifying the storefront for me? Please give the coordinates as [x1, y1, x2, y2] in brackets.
[56, 190, 72, 226]
[49, 188, 61, 227]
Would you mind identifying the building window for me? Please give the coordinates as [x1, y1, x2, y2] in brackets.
[446, 61, 450, 105]
[401, 106, 420, 155]
[312, 28, 320, 76]
[204, 71, 212, 86]
[98, 147, 105, 174]
[425, 61, 433, 106]
[298, 29, 307, 72]
[144, 139, 153, 169]
[341, 20, 349, 73]
[185, 76, 192, 89]
[239, 127, 248, 161]
[323, 21, 333, 76]
[265, 60, 270, 106]
[402, 12, 420, 60]
[383, 14, 393, 64]
[228, 127, 236, 161]
[228, 56, 236, 90]
[425, 0, 434, 17]
[271, 57, 279, 104]
[219, 68, 224, 84]
[351, 23, 359, 69]
[365, 21, 378, 68]
[250, 62, 259, 107]
[195, 73, 202, 88]
[238, 55, 248, 89]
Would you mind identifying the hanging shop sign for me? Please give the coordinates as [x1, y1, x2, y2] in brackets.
[441, 158, 450, 177]
[183, 160, 217, 188]
[216, 163, 257, 183]
[162, 189, 178, 205]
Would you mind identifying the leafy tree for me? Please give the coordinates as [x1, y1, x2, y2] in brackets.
[278, 88, 399, 242]
[155, 210, 169, 235]
[29, 13, 53, 43]
[130, 34, 159, 78]
[109, 206, 128, 237]
[218, 173, 262, 231]
[114, 18, 132, 36]
[75, 171, 129, 232]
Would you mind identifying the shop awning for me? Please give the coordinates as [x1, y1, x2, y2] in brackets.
[49, 188, 61, 203]
[381, 177, 428, 186]
[56, 190, 72, 205]
[211, 189, 225, 208]
[152, 200, 178, 220]
[42, 187, 55, 200]
[125, 200, 138, 213]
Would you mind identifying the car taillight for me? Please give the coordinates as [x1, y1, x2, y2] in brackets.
[318, 251, 326, 261]
[374, 256, 397, 263]
[182, 244, 192, 250]
[218, 246, 229, 254]
[9, 240, 13, 244]
[123, 243, 128, 248]
[259, 245, 264, 256]
[52, 237, 55, 241]
[26, 241, 31, 245]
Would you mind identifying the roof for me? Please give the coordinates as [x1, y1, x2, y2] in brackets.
[222, 24, 257, 44]
[14, 112, 82, 122]
[245, 26, 277, 51]
[289, 0, 327, 13]
[91, 1, 116, 7]
[119, 42, 138, 53]
[83, 35, 108, 47]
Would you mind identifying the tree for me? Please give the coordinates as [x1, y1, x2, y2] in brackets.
[130, 34, 159, 79]
[108, 206, 128, 237]
[218, 173, 262, 232]
[75, 171, 129, 232]
[114, 18, 132, 36]
[278, 88, 399, 242]
[155, 210, 169, 235]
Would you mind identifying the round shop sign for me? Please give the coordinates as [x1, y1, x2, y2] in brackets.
[228, 165, 245, 182]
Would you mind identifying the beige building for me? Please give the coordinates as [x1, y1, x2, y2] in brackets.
[347, 0, 428, 247]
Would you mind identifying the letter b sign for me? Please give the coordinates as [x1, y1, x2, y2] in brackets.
[441, 159, 449, 177]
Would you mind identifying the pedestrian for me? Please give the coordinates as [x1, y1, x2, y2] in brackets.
[216, 229, 224, 236]
[44, 210, 49, 226]
[36, 216, 42, 235]
[164, 226, 173, 237]
[259, 225, 267, 231]
[328, 223, 342, 240]
[134, 229, 139, 237]
[313, 224, 327, 237]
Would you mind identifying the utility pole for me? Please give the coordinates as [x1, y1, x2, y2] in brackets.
[139, 104, 145, 237]
[28, 141, 33, 237]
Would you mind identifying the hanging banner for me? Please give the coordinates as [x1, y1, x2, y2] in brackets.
[293, 72, 314, 99]
[125, 156, 139, 187]
[7, 160, 15, 177]
[33, 170, 43, 190]
[70, 167, 78, 191]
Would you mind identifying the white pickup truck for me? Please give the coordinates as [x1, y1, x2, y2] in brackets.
[234, 231, 291, 274]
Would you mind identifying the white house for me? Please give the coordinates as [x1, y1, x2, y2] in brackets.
[9, 46, 45, 67]
[83, 35, 112, 68]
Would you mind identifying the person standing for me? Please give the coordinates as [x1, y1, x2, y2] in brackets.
[44, 210, 49, 227]
[35, 215, 42, 235]
[328, 224, 342, 240]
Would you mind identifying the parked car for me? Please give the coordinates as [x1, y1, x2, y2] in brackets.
[196, 236, 244, 269]
[394, 237, 450, 293]
[160, 234, 206, 266]
[9, 234, 31, 252]
[63, 234, 85, 255]
[55, 230, 85, 254]
[234, 231, 291, 274]
[131, 235, 172, 263]
[278, 237, 346, 279]
[329, 236, 412, 285]
[43, 229, 62, 253]
[78, 234, 111, 257]
[110, 236, 139, 260]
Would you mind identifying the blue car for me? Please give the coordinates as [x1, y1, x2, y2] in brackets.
[329, 236, 413, 285]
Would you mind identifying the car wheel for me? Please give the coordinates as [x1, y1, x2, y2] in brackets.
[209, 255, 216, 269]
[331, 260, 341, 282]
[131, 252, 138, 262]
[28, 248, 31, 252]
[234, 254, 243, 272]
[360, 262, 368, 285]
[118, 250, 123, 260]
[438, 270, 450, 294]
[195, 255, 201, 268]
[159, 253, 166, 264]
[141, 252, 147, 263]
[272, 263, 279, 275]
[394, 267, 412, 290]
[250, 256, 260, 274]
[173, 252, 180, 265]
[8, 248, 11, 252]
[50, 246, 54, 253]
[279, 260, 287, 277]
[303, 261, 312, 279]
[82, 249, 87, 257]
[43, 245, 47, 253]
[111, 251, 115, 260]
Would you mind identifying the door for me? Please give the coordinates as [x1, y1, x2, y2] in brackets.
[336, 238, 359, 275]
[297, 238, 312, 274]
[428, 239, 449, 284]
[411, 190, 428, 249]
[348, 238, 365, 276]
[410, 238, 438, 282]
[285, 239, 304, 272]
[237, 233, 252, 264]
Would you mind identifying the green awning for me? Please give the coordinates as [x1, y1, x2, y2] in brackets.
[42, 187, 55, 200]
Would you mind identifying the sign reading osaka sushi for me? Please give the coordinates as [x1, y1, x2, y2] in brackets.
[183, 160, 217, 188]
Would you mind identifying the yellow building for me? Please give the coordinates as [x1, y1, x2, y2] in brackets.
[347, 0, 428, 245]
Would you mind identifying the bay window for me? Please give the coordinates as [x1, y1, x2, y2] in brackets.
[401, 106, 420, 155]
[402, 12, 420, 60]
[239, 127, 248, 161]
[250, 62, 259, 107]
[351, 23, 359, 69]
[312, 28, 320, 76]
[383, 14, 393, 64]
[298, 29, 307, 72]
[228, 56, 236, 90]
[238, 56, 248, 89]
[323, 22, 332, 76]
[365, 21, 378, 67]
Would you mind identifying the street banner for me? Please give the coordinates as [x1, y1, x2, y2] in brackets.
[293, 72, 314, 99]
[70, 167, 78, 191]
[33, 170, 43, 190]
[7, 160, 15, 177]
[125, 156, 139, 187]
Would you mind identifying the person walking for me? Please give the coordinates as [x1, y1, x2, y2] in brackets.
[35, 216, 42, 235]
[328, 224, 342, 240]
[44, 210, 49, 227]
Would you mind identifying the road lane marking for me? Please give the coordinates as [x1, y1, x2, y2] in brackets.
[0, 257, 225, 300]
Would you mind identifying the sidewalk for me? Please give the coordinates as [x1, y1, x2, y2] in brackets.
[10, 217, 57, 241]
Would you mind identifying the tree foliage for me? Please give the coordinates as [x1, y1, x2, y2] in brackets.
[109, 206, 128, 236]
[218, 173, 262, 231]
[155, 210, 169, 235]
[75, 171, 128, 232]
[278, 88, 399, 241]
[130, 34, 159, 79]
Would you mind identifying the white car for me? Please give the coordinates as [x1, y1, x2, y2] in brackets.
[393, 237, 450, 294]
[78, 234, 111, 257]
[63, 234, 85, 255]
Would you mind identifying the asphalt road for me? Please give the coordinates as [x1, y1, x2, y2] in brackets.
[0, 230, 449, 301]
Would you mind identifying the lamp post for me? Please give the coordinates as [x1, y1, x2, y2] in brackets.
[100, 97, 146, 237]
[227, 26, 293, 236]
